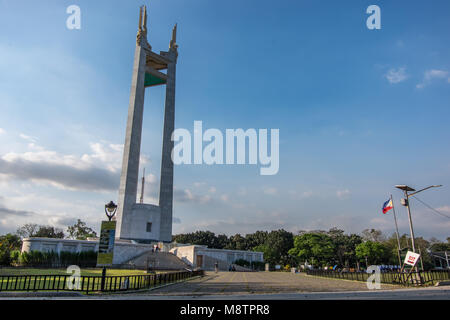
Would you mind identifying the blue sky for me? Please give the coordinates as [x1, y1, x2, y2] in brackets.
[0, 0, 449, 240]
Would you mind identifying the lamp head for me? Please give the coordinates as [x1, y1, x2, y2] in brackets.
[105, 201, 117, 220]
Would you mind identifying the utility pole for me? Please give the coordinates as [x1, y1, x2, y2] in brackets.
[395, 185, 442, 253]
[390, 194, 402, 266]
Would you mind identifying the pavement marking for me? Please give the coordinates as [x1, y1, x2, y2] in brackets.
[219, 271, 238, 293]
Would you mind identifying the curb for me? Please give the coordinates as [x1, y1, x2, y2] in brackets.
[435, 281, 450, 287]
[89, 275, 203, 296]
[0, 292, 83, 298]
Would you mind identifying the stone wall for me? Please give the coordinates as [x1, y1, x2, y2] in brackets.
[22, 238, 98, 254]
[170, 245, 264, 270]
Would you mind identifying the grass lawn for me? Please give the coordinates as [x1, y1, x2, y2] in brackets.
[0, 268, 166, 276]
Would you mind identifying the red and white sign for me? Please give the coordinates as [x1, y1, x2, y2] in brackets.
[404, 251, 420, 266]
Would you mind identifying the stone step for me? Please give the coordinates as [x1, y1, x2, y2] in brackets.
[118, 251, 191, 270]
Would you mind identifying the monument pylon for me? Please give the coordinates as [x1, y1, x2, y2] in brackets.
[116, 6, 178, 243]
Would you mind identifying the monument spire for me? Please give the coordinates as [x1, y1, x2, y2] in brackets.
[116, 5, 177, 243]
[169, 24, 178, 50]
[136, 5, 149, 48]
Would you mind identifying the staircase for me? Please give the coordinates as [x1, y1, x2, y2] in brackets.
[118, 251, 192, 270]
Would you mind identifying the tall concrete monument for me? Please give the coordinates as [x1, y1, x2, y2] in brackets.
[116, 6, 178, 243]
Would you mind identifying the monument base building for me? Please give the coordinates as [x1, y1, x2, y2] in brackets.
[170, 245, 264, 271]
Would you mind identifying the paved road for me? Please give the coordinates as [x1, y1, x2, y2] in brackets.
[91, 287, 450, 300]
[1, 272, 449, 299]
[140, 271, 399, 296]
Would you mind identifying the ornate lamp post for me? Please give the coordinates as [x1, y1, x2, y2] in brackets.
[105, 201, 117, 221]
[100, 200, 117, 291]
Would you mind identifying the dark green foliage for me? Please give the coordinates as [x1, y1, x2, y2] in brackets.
[172, 231, 229, 249]
[16, 223, 64, 239]
[0, 233, 22, 265]
[17, 250, 97, 267]
[289, 232, 335, 267]
[430, 242, 450, 252]
[234, 259, 250, 267]
[168, 228, 450, 270]
[233, 259, 265, 271]
[225, 234, 247, 250]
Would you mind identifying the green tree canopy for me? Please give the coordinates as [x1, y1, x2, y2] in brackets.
[67, 219, 97, 240]
[355, 241, 386, 265]
[289, 233, 335, 267]
[0, 233, 22, 265]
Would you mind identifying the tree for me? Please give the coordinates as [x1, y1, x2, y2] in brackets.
[355, 241, 386, 266]
[327, 228, 362, 267]
[16, 223, 39, 238]
[226, 234, 247, 251]
[16, 224, 64, 239]
[245, 231, 269, 249]
[67, 219, 97, 240]
[172, 231, 227, 249]
[215, 234, 229, 249]
[0, 233, 22, 265]
[361, 229, 385, 242]
[265, 229, 294, 265]
[430, 241, 450, 252]
[289, 233, 335, 267]
[253, 244, 277, 265]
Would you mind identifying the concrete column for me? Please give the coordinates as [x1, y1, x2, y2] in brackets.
[159, 50, 177, 242]
[116, 43, 147, 239]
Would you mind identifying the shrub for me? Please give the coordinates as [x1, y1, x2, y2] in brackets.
[17, 250, 97, 267]
[9, 250, 21, 265]
[234, 259, 251, 267]
[251, 261, 265, 271]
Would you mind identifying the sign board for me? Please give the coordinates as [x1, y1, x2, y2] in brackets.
[275, 265, 281, 270]
[404, 251, 420, 267]
[97, 220, 116, 266]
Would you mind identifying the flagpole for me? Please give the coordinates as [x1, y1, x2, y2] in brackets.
[391, 194, 402, 267]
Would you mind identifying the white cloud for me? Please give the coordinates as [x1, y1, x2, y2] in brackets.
[385, 67, 408, 84]
[416, 69, 449, 88]
[174, 188, 212, 204]
[208, 186, 216, 194]
[0, 128, 5, 135]
[19, 133, 37, 143]
[0, 140, 124, 191]
[336, 189, 350, 199]
[301, 191, 313, 198]
[193, 182, 206, 187]
[237, 187, 247, 196]
[263, 187, 277, 195]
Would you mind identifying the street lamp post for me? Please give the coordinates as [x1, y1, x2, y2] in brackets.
[395, 185, 442, 253]
[101, 201, 117, 291]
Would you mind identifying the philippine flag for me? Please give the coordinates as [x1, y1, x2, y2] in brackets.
[382, 199, 393, 214]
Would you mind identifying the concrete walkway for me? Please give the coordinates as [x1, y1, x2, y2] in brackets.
[140, 271, 399, 296]
[1, 272, 448, 300]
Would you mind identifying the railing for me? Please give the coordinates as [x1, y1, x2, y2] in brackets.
[306, 269, 450, 286]
[0, 270, 203, 294]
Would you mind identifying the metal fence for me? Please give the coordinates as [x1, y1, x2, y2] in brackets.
[0, 270, 203, 294]
[306, 269, 450, 286]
